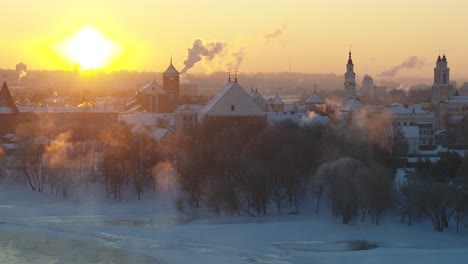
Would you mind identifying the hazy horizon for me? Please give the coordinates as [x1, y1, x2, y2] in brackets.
[2, 1, 468, 79]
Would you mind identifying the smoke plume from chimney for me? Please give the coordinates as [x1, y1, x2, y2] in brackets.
[181, 39, 227, 73]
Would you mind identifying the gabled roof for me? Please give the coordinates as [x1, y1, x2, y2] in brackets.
[152, 128, 173, 141]
[0, 81, 19, 113]
[200, 81, 265, 117]
[164, 63, 179, 75]
[131, 124, 148, 134]
[138, 80, 166, 95]
[341, 97, 363, 112]
[385, 104, 430, 114]
[305, 90, 325, 104]
[271, 94, 284, 105]
[175, 104, 205, 113]
[249, 89, 268, 110]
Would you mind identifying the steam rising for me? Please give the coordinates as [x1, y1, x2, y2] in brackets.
[44, 132, 73, 167]
[380, 56, 425, 77]
[300, 111, 328, 126]
[225, 48, 245, 71]
[181, 39, 227, 73]
[152, 161, 176, 193]
[264, 23, 288, 40]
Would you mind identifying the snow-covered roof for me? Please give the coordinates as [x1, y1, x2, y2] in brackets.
[249, 89, 268, 110]
[152, 128, 172, 141]
[119, 113, 174, 127]
[175, 104, 205, 114]
[271, 94, 284, 105]
[127, 104, 143, 113]
[447, 115, 464, 125]
[0, 81, 19, 113]
[200, 81, 265, 117]
[164, 63, 179, 75]
[305, 90, 325, 104]
[131, 124, 147, 134]
[341, 97, 363, 112]
[283, 104, 297, 112]
[400, 126, 420, 138]
[446, 96, 468, 104]
[1, 143, 20, 150]
[267, 111, 329, 126]
[42, 97, 67, 105]
[385, 104, 430, 114]
[18, 106, 117, 113]
[138, 80, 166, 95]
[3, 133, 14, 140]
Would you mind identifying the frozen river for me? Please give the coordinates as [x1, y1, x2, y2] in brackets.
[1, 186, 468, 264]
[0, 230, 159, 264]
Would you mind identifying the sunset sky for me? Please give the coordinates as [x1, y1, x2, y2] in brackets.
[2, 0, 468, 79]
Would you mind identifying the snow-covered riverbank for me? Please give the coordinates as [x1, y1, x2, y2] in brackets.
[1, 185, 467, 264]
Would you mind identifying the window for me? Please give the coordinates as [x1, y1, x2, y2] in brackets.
[231, 105, 235, 111]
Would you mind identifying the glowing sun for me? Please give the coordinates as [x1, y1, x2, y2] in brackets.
[55, 25, 122, 70]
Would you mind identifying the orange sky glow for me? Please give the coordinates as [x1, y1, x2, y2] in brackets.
[2, 0, 468, 79]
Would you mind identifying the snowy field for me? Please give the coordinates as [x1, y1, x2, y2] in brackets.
[1, 184, 468, 264]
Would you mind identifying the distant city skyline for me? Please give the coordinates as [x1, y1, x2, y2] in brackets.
[2, 1, 468, 79]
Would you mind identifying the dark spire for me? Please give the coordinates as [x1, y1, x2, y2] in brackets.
[437, 55, 442, 62]
[0, 81, 19, 113]
[234, 69, 238, 83]
[228, 69, 231, 82]
[442, 51, 447, 62]
[347, 49, 353, 65]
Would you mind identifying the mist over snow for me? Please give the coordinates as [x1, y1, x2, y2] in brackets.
[1, 181, 468, 264]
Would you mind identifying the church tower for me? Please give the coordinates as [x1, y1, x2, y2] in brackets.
[431, 54, 452, 105]
[344, 50, 356, 99]
[163, 58, 180, 112]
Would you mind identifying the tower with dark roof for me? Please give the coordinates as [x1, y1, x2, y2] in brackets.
[344, 50, 357, 99]
[431, 53, 452, 105]
[163, 58, 180, 112]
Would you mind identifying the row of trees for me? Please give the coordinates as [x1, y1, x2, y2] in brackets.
[7, 121, 163, 200]
[175, 118, 468, 232]
[4, 117, 468, 232]
[396, 155, 468, 232]
[314, 158, 393, 224]
[176, 119, 394, 219]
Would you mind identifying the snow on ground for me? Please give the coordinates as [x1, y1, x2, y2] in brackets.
[1, 184, 468, 264]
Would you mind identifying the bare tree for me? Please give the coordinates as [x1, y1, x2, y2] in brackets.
[129, 132, 160, 200]
[416, 182, 455, 232]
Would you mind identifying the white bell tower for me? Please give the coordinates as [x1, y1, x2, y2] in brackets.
[344, 50, 356, 99]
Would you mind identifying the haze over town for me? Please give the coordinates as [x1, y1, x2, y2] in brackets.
[2, 1, 468, 264]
